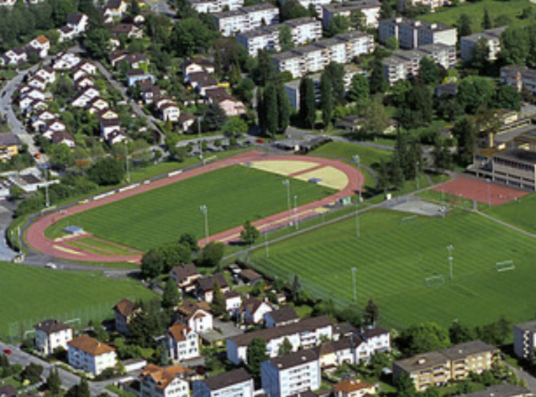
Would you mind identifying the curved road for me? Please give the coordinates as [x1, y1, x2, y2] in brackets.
[25, 151, 364, 263]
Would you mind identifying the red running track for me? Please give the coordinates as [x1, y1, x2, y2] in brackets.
[25, 151, 364, 264]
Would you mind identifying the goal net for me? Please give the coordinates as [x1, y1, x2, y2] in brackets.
[496, 260, 515, 272]
[426, 275, 445, 287]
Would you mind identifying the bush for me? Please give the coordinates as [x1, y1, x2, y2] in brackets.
[88, 158, 126, 186]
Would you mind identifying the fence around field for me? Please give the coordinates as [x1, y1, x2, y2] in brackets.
[1, 299, 130, 343]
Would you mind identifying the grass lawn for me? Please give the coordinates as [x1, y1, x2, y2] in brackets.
[311, 142, 391, 169]
[0, 263, 154, 340]
[249, 209, 536, 329]
[45, 166, 334, 251]
[420, 0, 536, 33]
[485, 192, 536, 233]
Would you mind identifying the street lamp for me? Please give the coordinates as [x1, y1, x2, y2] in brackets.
[415, 161, 420, 190]
[351, 267, 357, 302]
[125, 141, 130, 184]
[282, 179, 291, 226]
[199, 205, 209, 245]
[293, 195, 299, 229]
[197, 116, 203, 160]
[264, 225, 269, 258]
[447, 245, 454, 281]
[353, 154, 361, 203]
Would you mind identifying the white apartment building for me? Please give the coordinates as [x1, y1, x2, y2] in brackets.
[460, 26, 506, 62]
[513, 320, 536, 361]
[189, 0, 243, 13]
[138, 364, 190, 397]
[382, 43, 456, 84]
[34, 319, 73, 356]
[165, 323, 200, 362]
[501, 65, 536, 96]
[272, 32, 374, 78]
[226, 316, 332, 365]
[378, 17, 457, 49]
[283, 0, 328, 18]
[214, 4, 279, 36]
[398, 0, 454, 12]
[193, 369, 254, 397]
[261, 350, 321, 397]
[67, 335, 117, 376]
[237, 18, 321, 57]
[322, 0, 381, 30]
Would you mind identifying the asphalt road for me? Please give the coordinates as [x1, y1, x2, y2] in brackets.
[0, 341, 119, 396]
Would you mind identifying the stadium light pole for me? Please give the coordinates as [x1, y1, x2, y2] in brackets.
[351, 267, 357, 302]
[124, 141, 130, 184]
[294, 195, 299, 229]
[355, 199, 360, 238]
[199, 205, 209, 245]
[353, 154, 361, 203]
[447, 245, 454, 281]
[282, 179, 291, 226]
[197, 116, 203, 160]
[44, 164, 50, 208]
[264, 225, 269, 258]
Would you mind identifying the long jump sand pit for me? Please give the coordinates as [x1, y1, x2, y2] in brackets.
[247, 160, 319, 176]
[294, 166, 349, 190]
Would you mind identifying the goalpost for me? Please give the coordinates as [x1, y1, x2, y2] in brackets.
[496, 260, 515, 272]
[425, 275, 446, 287]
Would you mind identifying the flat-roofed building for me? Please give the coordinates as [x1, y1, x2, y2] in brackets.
[379, 17, 456, 49]
[514, 319, 536, 360]
[322, 0, 381, 30]
[214, 4, 279, 36]
[461, 27, 506, 62]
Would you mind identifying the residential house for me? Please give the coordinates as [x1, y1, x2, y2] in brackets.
[187, 72, 219, 96]
[0, 133, 19, 161]
[27, 76, 47, 91]
[158, 102, 181, 123]
[72, 87, 100, 107]
[58, 26, 77, 42]
[51, 131, 76, 148]
[460, 27, 507, 62]
[138, 364, 191, 397]
[194, 273, 229, 303]
[240, 269, 263, 285]
[28, 35, 50, 58]
[514, 320, 536, 361]
[315, 337, 356, 369]
[88, 97, 110, 114]
[242, 297, 273, 325]
[72, 68, 87, 82]
[2, 48, 27, 65]
[175, 301, 214, 334]
[193, 369, 253, 397]
[204, 87, 246, 116]
[261, 350, 321, 397]
[213, 3, 279, 37]
[127, 69, 156, 88]
[110, 50, 128, 67]
[66, 13, 89, 34]
[100, 117, 122, 139]
[178, 113, 196, 133]
[264, 307, 299, 328]
[103, 0, 128, 20]
[378, 17, 457, 49]
[98, 109, 119, 120]
[183, 58, 216, 78]
[67, 335, 117, 375]
[141, 83, 161, 105]
[170, 264, 201, 292]
[223, 290, 242, 317]
[35, 66, 56, 84]
[226, 315, 333, 364]
[53, 52, 81, 70]
[126, 53, 150, 69]
[322, 0, 381, 30]
[334, 379, 377, 397]
[393, 340, 500, 391]
[112, 23, 143, 39]
[34, 319, 73, 356]
[114, 298, 136, 334]
[352, 326, 391, 362]
[165, 323, 200, 362]
[78, 60, 97, 75]
[41, 119, 67, 139]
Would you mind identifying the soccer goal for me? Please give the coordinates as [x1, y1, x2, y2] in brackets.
[426, 275, 446, 287]
[399, 215, 418, 225]
[496, 260, 515, 272]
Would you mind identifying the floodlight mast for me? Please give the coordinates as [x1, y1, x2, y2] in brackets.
[353, 154, 361, 238]
[447, 245, 454, 281]
[282, 179, 291, 226]
[351, 267, 357, 302]
[200, 205, 209, 245]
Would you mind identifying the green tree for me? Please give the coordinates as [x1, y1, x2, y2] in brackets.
[247, 338, 268, 380]
[432, 140, 453, 170]
[399, 322, 451, 356]
[87, 158, 125, 186]
[361, 95, 388, 134]
[254, 50, 275, 86]
[324, 63, 346, 105]
[495, 85, 521, 110]
[395, 372, 416, 397]
[277, 82, 291, 132]
[197, 242, 225, 267]
[256, 87, 266, 134]
[299, 77, 316, 128]
[350, 9, 365, 30]
[240, 220, 260, 245]
[279, 25, 294, 51]
[264, 83, 279, 136]
[210, 281, 226, 316]
[202, 102, 228, 132]
[452, 116, 477, 166]
[363, 299, 379, 326]
[449, 321, 476, 344]
[385, 36, 399, 51]
[348, 74, 369, 103]
[327, 15, 350, 37]
[499, 27, 530, 66]
[129, 299, 169, 347]
[9, 185, 25, 200]
[84, 29, 111, 60]
[141, 249, 164, 279]
[482, 8, 493, 30]
[162, 278, 180, 309]
[21, 363, 43, 384]
[178, 233, 199, 253]
[222, 117, 249, 136]
[457, 77, 495, 114]
[278, 337, 293, 356]
[369, 60, 388, 94]
[457, 14, 472, 37]
[79, 378, 90, 397]
[418, 57, 445, 85]
[46, 368, 62, 395]
[280, 0, 310, 21]
[320, 73, 333, 127]
[170, 18, 217, 57]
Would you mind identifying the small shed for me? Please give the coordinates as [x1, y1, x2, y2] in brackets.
[63, 225, 84, 235]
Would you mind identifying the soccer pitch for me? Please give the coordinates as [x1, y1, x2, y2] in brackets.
[45, 166, 334, 251]
[0, 263, 154, 339]
[485, 192, 536, 233]
[250, 209, 536, 328]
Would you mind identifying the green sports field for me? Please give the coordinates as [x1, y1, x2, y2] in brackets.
[485, 192, 536, 233]
[0, 263, 154, 340]
[45, 166, 334, 251]
[250, 209, 536, 328]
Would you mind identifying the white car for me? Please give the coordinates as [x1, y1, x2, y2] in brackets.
[45, 262, 57, 269]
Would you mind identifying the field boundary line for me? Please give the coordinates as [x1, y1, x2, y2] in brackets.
[473, 210, 536, 239]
